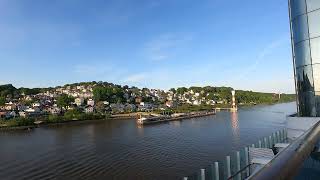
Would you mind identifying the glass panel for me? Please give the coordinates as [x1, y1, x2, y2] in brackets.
[294, 40, 311, 67]
[308, 10, 320, 38]
[306, 0, 320, 12]
[315, 91, 320, 116]
[290, 0, 307, 18]
[310, 37, 320, 64]
[298, 91, 316, 116]
[313, 64, 320, 91]
[292, 14, 309, 43]
[296, 65, 314, 92]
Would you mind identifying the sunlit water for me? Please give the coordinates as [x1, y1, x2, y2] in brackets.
[0, 102, 296, 180]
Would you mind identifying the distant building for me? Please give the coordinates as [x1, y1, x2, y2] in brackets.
[84, 105, 95, 113]
[135, 97, 142, 104]
[165, 101, 178, 108]
[206, 100, 216, 105]
[0, 111, 7, 118]
[193, 100, 201, 106]
[32, 102, 41, 108]
[49, 107, 61, 115]
[110, 103, 125, 113]
[139, 102, 153, 109]
[5, 102, 16, 111]
[22, 107, 42, 117]
[87, 99, 95, 106]
[75, 98, 84, 106]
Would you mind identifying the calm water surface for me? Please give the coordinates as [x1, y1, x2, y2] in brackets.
[0, 102, 296, 180]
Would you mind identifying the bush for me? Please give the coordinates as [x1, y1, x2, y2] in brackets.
[47, 115, 65, 123]
[0, 117, 35, 127]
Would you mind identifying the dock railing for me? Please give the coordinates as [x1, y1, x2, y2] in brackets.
[248, 120, 320, 180]
[183, 128, 288, 180]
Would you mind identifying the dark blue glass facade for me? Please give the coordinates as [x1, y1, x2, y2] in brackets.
[289, 0, 320, 116]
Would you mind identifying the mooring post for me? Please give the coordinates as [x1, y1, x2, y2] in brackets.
[251, 144, 255, 148]
[264, 137, 268, 148]
[273, 132, 277, 144]
[284, 129, 287, 142]
[226, 156, 231, 179]
[258, 140, 262, 148]
[236, 151, 241, 180]
[276, 131, 280, 143]
[201, 169, 205, 180]
[214, 162, 219, 180]
[244, 147, 250, 177]
[183, 177, 188, 180]
[268, 136, 272, 148]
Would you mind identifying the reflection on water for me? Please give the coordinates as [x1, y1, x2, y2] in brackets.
[0, 103, 296, 180]
[172, 121, 181, 127]
[231, 111, 240, 146]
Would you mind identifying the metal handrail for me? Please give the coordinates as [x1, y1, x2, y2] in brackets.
[248, 120, 320, 180]
[227, 163, 253, 180]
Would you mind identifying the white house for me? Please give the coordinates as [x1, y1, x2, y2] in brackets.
[193, 100, 201, 106]
[75, 98, 84, 106]
[87, 99, 95, 106]
[32, 102, 41, 108]
[85, 106, 95, 113]
[206, 100, 216, 105]
[49, 107, 61, 115]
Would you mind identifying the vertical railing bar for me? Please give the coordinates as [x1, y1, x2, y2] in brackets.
[236, 151, 241, 180]
[269, 136, 272, 148]
[226, 156, 231, 179]
[244, 147, 250, 177]
[201, 169, 205, 180]
[273, 132, 277, 144]
[264, 137, 268, 148]
[214, 162, 219, 180]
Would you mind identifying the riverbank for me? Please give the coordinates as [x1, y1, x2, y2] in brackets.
[0, 101, 295, 131]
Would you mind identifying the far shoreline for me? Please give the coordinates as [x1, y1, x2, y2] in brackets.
[0, 101, 295, 132]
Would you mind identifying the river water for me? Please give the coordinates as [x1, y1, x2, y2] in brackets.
[0, 102, 296, 180]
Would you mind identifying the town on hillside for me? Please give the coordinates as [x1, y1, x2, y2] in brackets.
[0, 82, 295, 122]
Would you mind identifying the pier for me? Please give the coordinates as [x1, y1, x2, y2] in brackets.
[137, 111, 216, 125]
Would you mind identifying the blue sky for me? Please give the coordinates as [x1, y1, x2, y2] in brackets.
[0, 0, 294, 93]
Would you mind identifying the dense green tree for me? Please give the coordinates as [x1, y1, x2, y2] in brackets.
[0, 84, 17, 98]
[57, 94, 74, 110]
[93, 86, 112, 102]
[176, 87, 188, 94]
[169, 88, 176, 94]
[93, 86, 125, 103]
[0, 97, 5, 106]
[18, 88, 41, 95]
[96, 101, 107, 114]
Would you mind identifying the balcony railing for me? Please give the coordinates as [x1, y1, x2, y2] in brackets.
[248, 120, 320, 180]
[183, 129, 288, 180]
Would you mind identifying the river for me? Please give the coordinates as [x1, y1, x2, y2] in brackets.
[0, 102, 296, 180]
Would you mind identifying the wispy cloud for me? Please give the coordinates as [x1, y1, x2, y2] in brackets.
[223, 36, 290, 82]
[143, 33, 193, 61]
[123, 73, 147, 83]
[73, 64, 114, 75]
